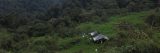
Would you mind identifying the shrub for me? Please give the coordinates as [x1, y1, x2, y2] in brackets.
[0, 29, 14, 51]
[17, 36, 58, 53]
[123, 40, 160, 53]
[145, 9, 160, 27]
[28, 22, 52, 37]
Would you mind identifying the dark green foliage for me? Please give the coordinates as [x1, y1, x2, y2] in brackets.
[28, 22, 52, 37]
[127, 0, 154, 12]
[145, 9, 160, 27]
[0, 0, 160, 53]
[122, 40, 160, 53]
[0, 28, 58, 53]
[26, 37, 58, 53]
[116, 0, 130, 8]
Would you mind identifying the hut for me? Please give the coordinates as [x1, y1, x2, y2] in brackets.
[89, 31, 109, 43]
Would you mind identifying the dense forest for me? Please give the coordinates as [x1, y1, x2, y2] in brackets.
[0, 0, 160, 53]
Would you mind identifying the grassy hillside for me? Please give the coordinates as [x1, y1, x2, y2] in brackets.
[0, 0, 160, 53]
[0, 10, 160, 53]
[59, 10, 160, 53]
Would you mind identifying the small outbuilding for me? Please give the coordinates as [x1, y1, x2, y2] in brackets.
[89, 31, 109, 43]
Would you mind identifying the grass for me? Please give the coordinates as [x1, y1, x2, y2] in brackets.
[59, 10, 160, 53]
[0, 10, 159, 53]
[76, 11, 149, 38]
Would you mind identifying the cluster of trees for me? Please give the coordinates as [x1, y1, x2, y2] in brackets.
[0, 0, 160, 53]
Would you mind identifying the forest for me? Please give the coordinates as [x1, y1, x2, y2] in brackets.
[0, 0, 160, 53]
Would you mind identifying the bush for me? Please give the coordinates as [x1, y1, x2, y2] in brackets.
[123, 40, 160, 53]
[17, 36, 58, 53]
[28, 22, 52, 37]
[0, 29, 14, 51]
[145, 10, 160, 27]
[0, 49, 9, 53]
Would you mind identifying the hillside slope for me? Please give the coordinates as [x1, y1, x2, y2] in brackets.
[0, 10, 160, 53]
[59, 10, 160, 53]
